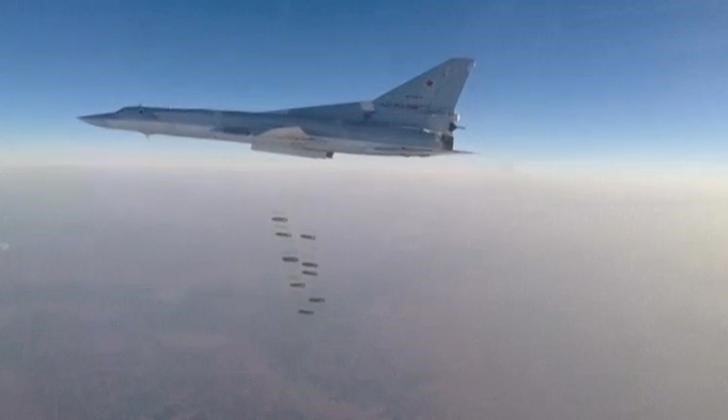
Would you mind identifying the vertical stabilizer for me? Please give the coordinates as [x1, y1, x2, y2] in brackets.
[374, 58, 475, 115]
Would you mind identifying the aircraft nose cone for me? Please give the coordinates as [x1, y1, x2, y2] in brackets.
[78, 113, 109, 127]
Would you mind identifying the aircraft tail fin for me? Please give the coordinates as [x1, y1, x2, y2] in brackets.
[374, 58, 475, 115]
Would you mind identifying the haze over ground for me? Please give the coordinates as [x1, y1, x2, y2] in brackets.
[0, 161, 726, 419]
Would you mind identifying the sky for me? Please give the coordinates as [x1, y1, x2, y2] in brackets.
[1, 0, 727, 164]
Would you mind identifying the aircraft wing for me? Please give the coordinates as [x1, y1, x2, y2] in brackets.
[257, 126, 311, 140]
[251, 126, 333, 159]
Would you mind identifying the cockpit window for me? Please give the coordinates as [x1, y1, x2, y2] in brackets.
[116, 106, 146, 115]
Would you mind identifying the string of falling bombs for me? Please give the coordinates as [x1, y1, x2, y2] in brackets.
[271, 215, 325, 315]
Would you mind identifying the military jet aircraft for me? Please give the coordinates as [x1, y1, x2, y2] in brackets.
[79, 58, 474, 158]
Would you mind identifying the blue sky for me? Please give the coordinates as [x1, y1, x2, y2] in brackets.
[1, 0, 726, 163]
